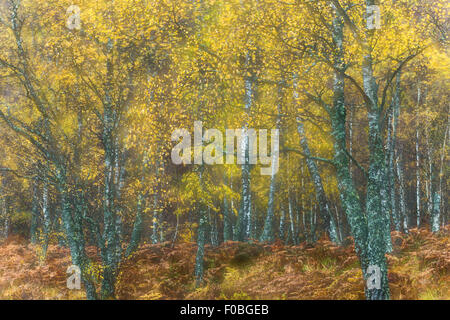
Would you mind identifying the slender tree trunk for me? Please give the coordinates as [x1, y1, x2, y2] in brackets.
[296, 94, 339, 243]
[431, 192, 441, 233]
[260, 160, 277, 241]
[334, 205, 344, 243]
[425, 129, 433, 219]
[279, 206, 286, 242]
[101, 44, 120, 299]
[261, 83, 282, 243]
[113, 137, 126, 265]
[30, 177, 39, 244]
[437, 110, 449, 230]
[1, 194, 9, 240]
[429, 149, 440, 233]
[349, 106, 354, 180]
[416, 85, 421, 228]
[125, 151, 149, 257]
[396, 155, 408, 233]
[300, 164, 306, 241]
[158, 162, 166, 244]
[126, 191, 144, 257]
[152, 191, 159, 244]
[295, 199, 301, 244]
[172, 213, 179, 247]
[195, 166, 207, 286]
[195, 212, 207, 286]
[388, 77, 401, 231]
[210, 208, 219, 247]
[41, 179, 50, 261]
[310, 204, 317, 244]
[3, 204, 9, 239]
[223, 172, 233, 242]
[302, 207, 307, 241]
[288, 193, 297, 245]
[238, 52, 255, 242]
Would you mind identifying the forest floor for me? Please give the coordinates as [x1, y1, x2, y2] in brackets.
[0, 226, 448, 300]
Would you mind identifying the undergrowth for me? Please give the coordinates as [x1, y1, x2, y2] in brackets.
[0, 226, 448, 300]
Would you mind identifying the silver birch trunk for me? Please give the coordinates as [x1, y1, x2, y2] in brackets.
[261, 83, 282, 242]
[238, 52, 254, 241]
[295, 74, 339, 244]
[416, 86, 421, 228]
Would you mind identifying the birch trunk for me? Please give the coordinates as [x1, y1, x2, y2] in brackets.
[329, 9, 365, 256]
[238, 53, 254, 242]
[279, 206, 286, 241]
[295, 73, 339, 244]
[41, 180, 50, 261]
[388, 76, 401, 231]
[361, 0, 391, 299]
[223, 172, 233, 242]
[396, 155, 408, 233]
[1, 195, 9, 239]
[195, 166, 207, 286]
[101, 40, 120, 299]
[261, 83, 282, 243]
[58, 168, 97, 300]
[288, 193, 297, 245]
[416, 85, 421, 228]
[436, 110, 449, 230]
[30, 177, 39, 244]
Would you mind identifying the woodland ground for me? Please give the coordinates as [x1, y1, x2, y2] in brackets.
[0, 227, 448, 300]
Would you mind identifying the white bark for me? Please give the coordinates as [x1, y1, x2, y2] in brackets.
[416, 85, 421, 228]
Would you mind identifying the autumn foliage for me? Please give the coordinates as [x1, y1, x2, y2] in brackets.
[0, 227, 448, 300]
